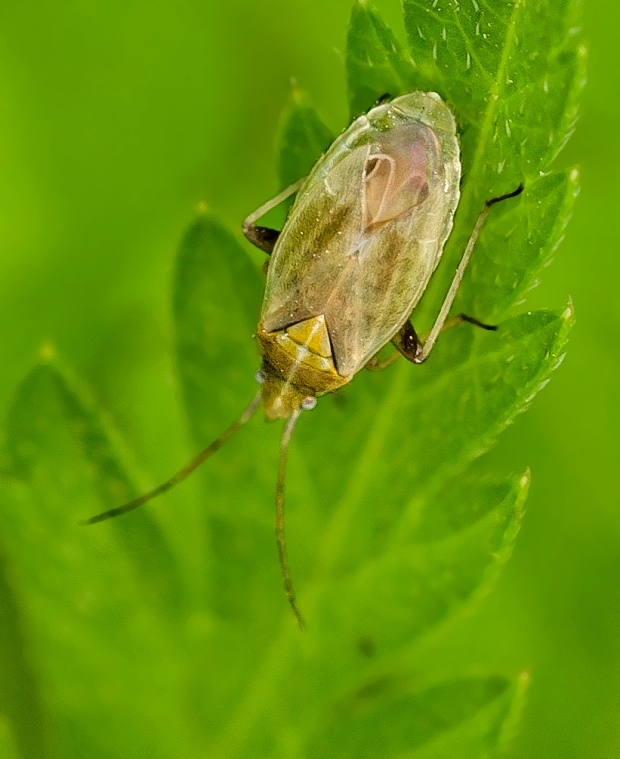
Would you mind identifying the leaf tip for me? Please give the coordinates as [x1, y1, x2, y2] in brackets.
[494, 668, 532, 753]
[562, 297, 575, 326]
[38, 341, 56, 364]
[518, 468, 531, 493]
[287, 79, 308, 109]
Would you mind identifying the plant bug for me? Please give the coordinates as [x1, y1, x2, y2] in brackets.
[85, 92, 522, 629]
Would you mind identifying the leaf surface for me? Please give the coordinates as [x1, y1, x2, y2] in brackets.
[0, 0, 583, 757]
[0, 364, 202, 758]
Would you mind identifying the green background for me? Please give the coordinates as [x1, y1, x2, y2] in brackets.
[0, 0, 616, 756]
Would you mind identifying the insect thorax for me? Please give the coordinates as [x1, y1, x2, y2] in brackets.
[257, 314, 348, 419]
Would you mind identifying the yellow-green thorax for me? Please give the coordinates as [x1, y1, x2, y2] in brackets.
[257, 314, 347, 420]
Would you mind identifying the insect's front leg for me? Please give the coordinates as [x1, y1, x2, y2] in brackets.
[243, 224, 280, 255]
[242, 178, 305, 254]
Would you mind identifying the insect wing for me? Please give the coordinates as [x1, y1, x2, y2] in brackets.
[260, 92, 461, 379]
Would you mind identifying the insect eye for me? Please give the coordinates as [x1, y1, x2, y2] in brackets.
[301, 396, 317, 411]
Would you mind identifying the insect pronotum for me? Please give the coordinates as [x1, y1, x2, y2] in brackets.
[85, 92, 522, 629]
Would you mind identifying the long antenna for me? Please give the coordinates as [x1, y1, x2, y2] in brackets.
[82, 391, 262, 525]
[275, 408, 305, 629]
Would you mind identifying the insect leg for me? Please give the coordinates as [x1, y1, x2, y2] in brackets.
[243, 178, 305, 254]
[441, 313, 497, 332]
[365, 352, 401, 371]
[374, 92, 393, 106]
[413, 184, 524, 364]
[392, 319, 421, 361]
[366, 319, 422, 372]
[367, 314, 498, 371]
[366, 320, 420, 369]
[365, 321, 420, 370]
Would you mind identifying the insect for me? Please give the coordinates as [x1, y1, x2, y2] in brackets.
[85, 92, 522, 628]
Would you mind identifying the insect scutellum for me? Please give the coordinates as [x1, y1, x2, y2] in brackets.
[84, 91, 523, 629]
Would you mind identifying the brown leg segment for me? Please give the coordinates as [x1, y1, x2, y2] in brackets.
[366, 313, 498, 371]
[392, 319, 422, 361]
[242, 178, 305, 255]
[365, 321, 420, 371]
[243, 225, 280, 254]
[441, 313, 497, 333]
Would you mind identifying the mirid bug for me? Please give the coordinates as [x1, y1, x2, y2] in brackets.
[85, 92, 522, 628]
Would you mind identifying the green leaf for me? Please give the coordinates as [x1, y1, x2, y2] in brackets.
[0, 0, 581, 756]
[6, 362, 184, 616]
[170, 203, 571, 759]
[173, 207, 263, 444]
[407, 0, 584, 319]
[347, 0, 585, 318]
[346, 1, 416, 117]
[400, 0, 586, 191]
[277, 88, 334, 189]
[456, 168, 580, 322]
[404, 672, 530, 759]
[0, 363, 201, 758]
[0, 540, 51, 759]
[311, 678, 509, 759]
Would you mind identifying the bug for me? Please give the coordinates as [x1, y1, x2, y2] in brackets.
[85, 92, 522, 628]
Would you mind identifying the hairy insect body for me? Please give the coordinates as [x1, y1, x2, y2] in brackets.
[258, 92, 460, 419]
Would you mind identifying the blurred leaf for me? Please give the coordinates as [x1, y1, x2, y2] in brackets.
[173, 207, 263, 444]
[0, 0, 582, 757]
[6, 363, 184, 616]
[0, 540, 51, 759]
[401, 672, 529, 759]
[277, 88, 334, 189]
[0, 363, 200, 758]
[307, 675, 517, 759]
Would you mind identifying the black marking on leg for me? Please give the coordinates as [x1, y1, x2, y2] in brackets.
[487, 184, 524, 208]
[392, 320, 421, 363]
[243, 225, 280, 255]
[457, 313, 498, 331]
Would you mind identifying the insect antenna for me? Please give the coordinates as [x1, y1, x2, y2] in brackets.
[275, 408, 305, 630]
[82, 391, 262, 525]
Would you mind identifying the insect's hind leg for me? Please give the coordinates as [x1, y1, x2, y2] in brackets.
[413, 184, 524, 364]
[243, 178, 305, 254]
[365, 321, 420, 371]
[365, 314, 497, 371]
[440, 313, 497, 334]
[244, 225, 280, 255]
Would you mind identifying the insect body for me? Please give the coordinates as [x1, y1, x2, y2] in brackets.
[86, 92, 522, 629]
[255, 92, 460, 420]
